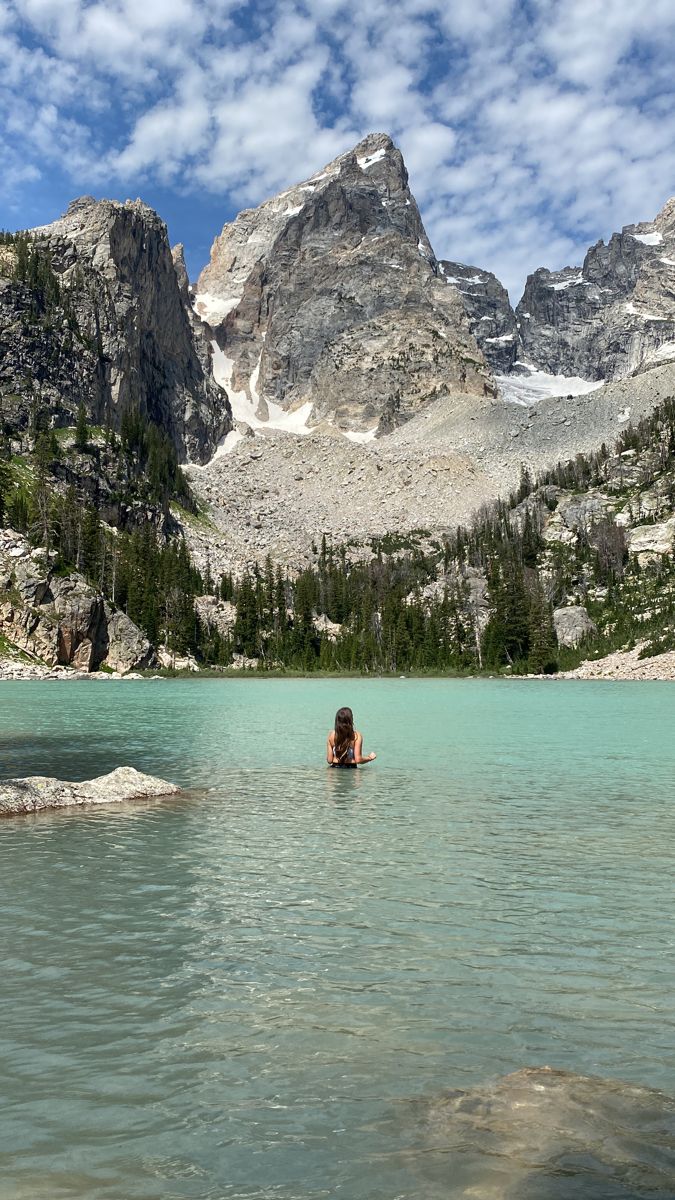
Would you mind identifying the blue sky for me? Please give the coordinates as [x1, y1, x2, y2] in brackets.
[1, 0, 675, 297]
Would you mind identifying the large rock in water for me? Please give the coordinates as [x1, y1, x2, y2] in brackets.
[516, 196, 675, 381]
[1, 197, 231, 462]
[422, 1067, 675, 1199]
[195, 132, 495, 434]
[0, 767, 180, 816]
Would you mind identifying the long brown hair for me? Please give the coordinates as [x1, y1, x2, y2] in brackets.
[334, 706, 355, 761]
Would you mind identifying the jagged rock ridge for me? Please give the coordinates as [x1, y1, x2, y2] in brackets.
[196, 133, 495, 434]
[516, 197, 675, 380]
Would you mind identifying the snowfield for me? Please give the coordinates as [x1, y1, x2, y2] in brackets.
[496, 368, 603, 407]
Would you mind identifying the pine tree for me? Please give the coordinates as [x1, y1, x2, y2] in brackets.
[234, 573, 260, 657]
[0, 454, 11, 526]
[527, 579, 557, 675]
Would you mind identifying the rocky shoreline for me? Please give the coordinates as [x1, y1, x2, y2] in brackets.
[0, 656, 146, 681]
[3, 650, 675, 682]
[559, 644, 675, 680]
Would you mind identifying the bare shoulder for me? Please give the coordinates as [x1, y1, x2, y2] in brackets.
[355, 729, 363, 741]
[328, 730, 335, 741]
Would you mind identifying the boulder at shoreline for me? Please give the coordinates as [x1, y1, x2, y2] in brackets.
[0, 766, 181, 817]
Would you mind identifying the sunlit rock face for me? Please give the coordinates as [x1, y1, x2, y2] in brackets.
[196, 133, 495, 435]
[418, 1066, 675, 1199]
[516, 197, 675, 382]
[1, 198, 230, 463]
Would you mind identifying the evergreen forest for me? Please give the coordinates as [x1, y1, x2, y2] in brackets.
[3, 394, 675, 673]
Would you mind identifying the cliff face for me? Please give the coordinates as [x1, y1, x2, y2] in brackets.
[0, 199, 231, 463]
[438, 261, 518, 373]
[516, 198, 675, 380]
[196, 133, 494, 434]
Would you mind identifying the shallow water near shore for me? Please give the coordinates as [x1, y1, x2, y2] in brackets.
[1, 678, 675, 1198]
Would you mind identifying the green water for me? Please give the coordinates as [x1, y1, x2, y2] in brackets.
[1, 678, 675, 1199]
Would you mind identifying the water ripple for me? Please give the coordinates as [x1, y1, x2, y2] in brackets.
[1, 679, 675, 1197]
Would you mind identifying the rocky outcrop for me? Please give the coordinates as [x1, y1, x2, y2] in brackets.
[104, 610, 155, 673]
[626, 517, 675, 562]
[516, 196, 675, 381]
[439, 261, 518, 373]
[0, 766, 180, 816]
[0, 527, 154, 673]
[196, 132, 494, 434]
[1, 199, 231, 462]
[552, 604, 597, 646]
[194, 594, 236, 638]
[156, 644, 200, 671]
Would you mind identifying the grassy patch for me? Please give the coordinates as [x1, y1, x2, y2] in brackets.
[9, 456, 34, 484]
[171, 500, 216, 531]
[0, 632, 38, 664]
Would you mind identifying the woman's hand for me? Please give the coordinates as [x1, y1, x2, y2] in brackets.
[367, 752, 376, 761]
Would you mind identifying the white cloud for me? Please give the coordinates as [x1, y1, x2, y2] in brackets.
[0, 0, 674, 297]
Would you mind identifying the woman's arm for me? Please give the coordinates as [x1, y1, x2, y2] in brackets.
[353, 732, 376, 764]
[326, 732, 335, 764]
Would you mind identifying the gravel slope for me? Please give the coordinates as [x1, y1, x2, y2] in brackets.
[183, 361, 675, 575]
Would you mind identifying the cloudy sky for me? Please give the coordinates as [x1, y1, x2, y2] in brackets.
[1, 0, 674, 297]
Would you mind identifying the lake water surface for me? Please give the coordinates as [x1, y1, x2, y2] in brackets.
[1, 678, 675, 1198]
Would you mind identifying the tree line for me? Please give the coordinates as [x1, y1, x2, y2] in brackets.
[3, 393, 675, 672]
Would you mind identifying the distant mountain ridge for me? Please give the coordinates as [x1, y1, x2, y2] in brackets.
[193, 132, 675, 435]
[515, 197, 675, 381]
[4, 136, 675, 678]
[2, 130, 672, 463]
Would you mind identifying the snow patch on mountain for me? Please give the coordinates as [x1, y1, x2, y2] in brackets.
[357, 147, 387, 170]
[203, 344, 314, 458]
[497, 369, 603, 407]
[648, 340, 675, 362]
[625, 302, 669, 320]
[632, 231, 663, 246]
[344, 426, 378, 444]
[193, 293, 240, 323]
[550, 274, 588, 291]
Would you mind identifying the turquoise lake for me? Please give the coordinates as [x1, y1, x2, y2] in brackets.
[1, 677, 675, 1198]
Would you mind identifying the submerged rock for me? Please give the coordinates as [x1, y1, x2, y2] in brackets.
[422, 1066, 675, 1199]
[0, 766, 180, 816]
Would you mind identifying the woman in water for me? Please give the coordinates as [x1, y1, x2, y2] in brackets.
[327, 706, 377, 768]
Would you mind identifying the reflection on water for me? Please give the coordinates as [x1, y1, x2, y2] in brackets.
[1, 678, 675, 1198]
